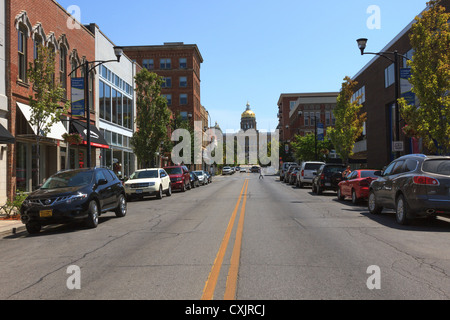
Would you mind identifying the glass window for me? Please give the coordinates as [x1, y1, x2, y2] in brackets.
[383, 161, 396, 176]
[179, 58, 187, 69]
[160, 58, 171, 69]
[404, 159, 418, 172]
[18, 28, 27, 82]
[163, 94, 172, 106]
[179, 76, 187, 88]
[180, 94, 188, 105]
[143, 59, 154, 70]
[112, 89, 118, 124]
[104, 83, 111, 122]
[304, 112, 309, 126]
[99, 81, 105, 119]
[385, 63, 395, 88]
[423, 159, 450, 175]
[117, 91, 123, 126]
[162, 77, 171, 88]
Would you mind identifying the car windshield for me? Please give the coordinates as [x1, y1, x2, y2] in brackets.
[304, 163, 322, 170]
[165, 167, 183, 175]
[360, 170, 378, 178]
[41, 170, 94, 189]
[423, 159, 450, 175]
[194, 171, 203, 175]
[130, 170, 158, 179]
[324, 166, 345, 173]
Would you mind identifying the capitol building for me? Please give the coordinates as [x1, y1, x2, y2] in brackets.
[221, 102, 272, 166]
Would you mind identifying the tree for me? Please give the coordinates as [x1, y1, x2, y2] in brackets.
[398, 0, 450, 155]
[327, 76, 367, 164]
[27, 45, 69, 184]
[291, 133, 333, 162]
[130, 69, 172, 167]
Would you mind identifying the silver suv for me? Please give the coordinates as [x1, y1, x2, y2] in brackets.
[297, 161, 325, 188]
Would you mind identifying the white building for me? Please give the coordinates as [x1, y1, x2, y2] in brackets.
[86, 24, 137, 179]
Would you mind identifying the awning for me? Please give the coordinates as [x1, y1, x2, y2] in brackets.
[16, 102, 67, 140]
[71, 120, 109, 149]
[0, 123, 15, 144]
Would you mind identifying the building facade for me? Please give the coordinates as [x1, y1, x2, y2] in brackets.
[122, 43, 203, 124]
[6, 0, 96, 198]
[86, 23, 138, 180]
[351, 0, 450, 169]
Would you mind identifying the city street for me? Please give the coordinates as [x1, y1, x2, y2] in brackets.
[1, 172, 450, 300]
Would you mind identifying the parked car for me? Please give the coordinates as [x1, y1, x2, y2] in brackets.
[250, 166, 260, 173]
[123, 168, 171, 201]
[20, 167, 127, 234]
[194, 170, 208, 185]
[240, 168, 247, 173]
[289, 167, 301, 185]
[368, 154, 450, 225]
[337, 169, 379, 204]
[164, 165, 191, 192]
[230, 167, 236, 174]
[189, 172, 200, 188]
[280, 162, 298, 181]
[222, 166, 233, 175]
[311, 163, 346, 194]
[297, 161, 325, 188]
[284, 165, 298, 183]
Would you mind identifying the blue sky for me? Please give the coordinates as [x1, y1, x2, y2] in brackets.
[57, 0, 428, 131]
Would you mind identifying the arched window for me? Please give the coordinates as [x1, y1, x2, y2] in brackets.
[58, 35, 69, 96]
[32, 23, 46, 60]
[15, 11, 32, 82]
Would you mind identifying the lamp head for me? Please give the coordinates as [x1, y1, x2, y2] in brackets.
[356, 38, 368, 55]
[113, 46, 124, 62]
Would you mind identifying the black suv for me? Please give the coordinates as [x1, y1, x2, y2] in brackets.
[312, 163, 346, 194]
[368, 154, 450, 225]
[20, 168, 127, 234]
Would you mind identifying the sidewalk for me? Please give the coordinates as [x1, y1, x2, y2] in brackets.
[0, 219, 25, 237]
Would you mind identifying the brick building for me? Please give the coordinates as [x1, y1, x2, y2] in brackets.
[352, 0, 450, 169]
[123, 43, 204, 124]
[5, 0, 95, 198]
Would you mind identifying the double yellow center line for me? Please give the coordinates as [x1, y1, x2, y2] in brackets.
[202, 179, 249, 300]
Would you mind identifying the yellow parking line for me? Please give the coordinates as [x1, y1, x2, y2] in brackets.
[224, 179, 249, 300]
[201, 179, 248, 300]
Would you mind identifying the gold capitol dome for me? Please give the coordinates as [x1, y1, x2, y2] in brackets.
[241, 102, 256, 118]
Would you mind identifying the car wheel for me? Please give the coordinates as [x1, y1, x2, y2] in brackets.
[26, 222, 41, 234]
[166, 183, 172, 196]
[86, 200, 99, 228]
[337, 188, 344, 201]
[115, 194, 127, 217]
[351, 189, 358, 204]
[368, 191, 382, 215]
[396, 194, 410, 225]
[311, 184, 316, 194]
[156, 185, 163, 199]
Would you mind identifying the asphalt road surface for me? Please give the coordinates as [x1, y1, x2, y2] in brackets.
[1, 172, 450, 300]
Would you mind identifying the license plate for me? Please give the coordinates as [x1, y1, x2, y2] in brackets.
[40, 210, 52, 218]
[135, 189, 143, 194]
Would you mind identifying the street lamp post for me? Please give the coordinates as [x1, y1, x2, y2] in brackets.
[356, 38, 410, 158]
[68, 46, 123, 168]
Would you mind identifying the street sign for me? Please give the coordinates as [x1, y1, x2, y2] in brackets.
[392, 141, 404, 152]
[71, 77, 85, 117]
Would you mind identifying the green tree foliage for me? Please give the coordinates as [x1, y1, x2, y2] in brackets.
[399, 0, 450, 155]
[131, 69, 172, 167]
[291, 133, 333, 162]
[27, 45, 69, 182]
[327, 76, 367, 164]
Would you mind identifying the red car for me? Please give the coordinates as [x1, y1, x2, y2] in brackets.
[337, 169, 379, 204]
[163, 165, 191, 192]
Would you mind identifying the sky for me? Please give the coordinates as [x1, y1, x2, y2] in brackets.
[57, 0, 429, 132]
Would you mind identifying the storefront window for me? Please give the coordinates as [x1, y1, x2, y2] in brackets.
[16, 142, 27, 192]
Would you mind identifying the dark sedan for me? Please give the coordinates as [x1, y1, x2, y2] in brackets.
[20, 167, 127, 234]
[368, 154, 450, 225]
